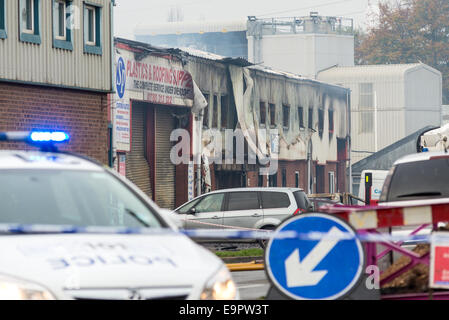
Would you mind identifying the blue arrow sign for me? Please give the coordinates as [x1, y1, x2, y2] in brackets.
[265, 213, 365, 300]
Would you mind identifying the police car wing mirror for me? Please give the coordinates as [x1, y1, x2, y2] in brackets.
[188, 207, 197, 215]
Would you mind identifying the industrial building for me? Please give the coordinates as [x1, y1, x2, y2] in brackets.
[318, 63, 442, 164]
[246, 15, 354, 79]
[0, 0, 114, 164]
[111, 38, 351, 209]
[133, 13, 355, 79]
[134, 20, 248, 59]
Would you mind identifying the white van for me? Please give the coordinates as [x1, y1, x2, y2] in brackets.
[357, 170, 389, 205]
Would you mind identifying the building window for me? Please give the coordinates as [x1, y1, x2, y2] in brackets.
[359, 83, 374, 133]
[53, 0, 73, 50]
[269, 173, 277, 187]
[55, 1, 65, 39]
[269, 103, 276, 128]
[0, 0, 6, 39]
[282, 105, 290, 129]
[19, 0, 41, 44]
[329, 109, 334, 135]
[259, 102, 266, 126]
[298, 106, 304, 129]
[329, 171, 335, 194]
[202, 93, 210, 128]
[318, 108, 324, 137]
[212, 95, 218, 128]
[308, 107, 314, 130]
[84, 3, 102, 55]
[24, 0, 33, 32]
[258, 174, 264, 187]
[85, 5, 95, 44]
[221, 95, 228, 129]
[282, 168, 287, 187]
[295, 171, 300, 188]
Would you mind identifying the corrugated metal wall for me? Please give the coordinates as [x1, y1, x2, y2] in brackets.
[126, 103, 152, 197]
[155, 106, 176, 209]
[318, 64, 442, 164]
[0, 0, 112, 91]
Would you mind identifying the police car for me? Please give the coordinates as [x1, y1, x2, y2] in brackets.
[0, 131, 237, 300]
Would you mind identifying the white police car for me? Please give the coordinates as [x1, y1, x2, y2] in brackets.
[0, 131, 237, 300]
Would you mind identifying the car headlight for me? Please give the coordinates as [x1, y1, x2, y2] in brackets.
[200, 266, 237, 300]
[0, 275, 55, 300]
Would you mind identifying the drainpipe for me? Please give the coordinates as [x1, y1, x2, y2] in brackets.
[110, 1, 116, 93]
[196, 115, 202, 197]
[347, 89, 352, 194]
[307, 140, 312, 194]
[110, 1, 116, 169]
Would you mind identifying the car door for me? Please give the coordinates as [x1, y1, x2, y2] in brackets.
[183, 193, 225, 229]
[222, 192, 263, 229]
[261, 191, 295, 225]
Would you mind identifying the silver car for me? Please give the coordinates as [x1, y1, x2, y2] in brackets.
[174, 187, 312, 231]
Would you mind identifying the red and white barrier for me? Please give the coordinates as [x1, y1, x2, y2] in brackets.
[321, 198, 449, 230]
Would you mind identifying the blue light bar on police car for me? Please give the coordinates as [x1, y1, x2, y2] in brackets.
[29, 131, 70, 143]
[0, 131, 70, 144]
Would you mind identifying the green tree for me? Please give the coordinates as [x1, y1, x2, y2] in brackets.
[356, 0, 449, 103]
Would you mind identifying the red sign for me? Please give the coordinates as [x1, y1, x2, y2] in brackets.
[121, 52, 194, 107]
[430, 235, 449, 289]
[118, 154, 126, 177]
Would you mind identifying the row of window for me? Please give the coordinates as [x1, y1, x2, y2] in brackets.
[202, 93, 232, 129]
[257, 169, 336, 193]
[201, 94, 336, 136]
[259, 102, 335, 136]
[257, 170, 302, 188]
[0, 0, 102, 55]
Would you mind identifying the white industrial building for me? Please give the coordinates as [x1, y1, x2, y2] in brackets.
[317, 63, 442, 164]
[134, 14, 355, 79]
[442, 105, 449, 125]
[247, 15, 355, 79]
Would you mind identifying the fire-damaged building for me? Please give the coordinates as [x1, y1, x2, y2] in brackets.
[112, 38, 351, 209]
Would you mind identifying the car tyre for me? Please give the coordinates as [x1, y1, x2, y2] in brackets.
[258, 225, 276, 249]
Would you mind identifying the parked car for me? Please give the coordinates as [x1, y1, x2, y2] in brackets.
[174, 187, 312, 231]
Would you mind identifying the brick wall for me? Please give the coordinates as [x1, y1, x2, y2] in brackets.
[247, 160, 309, 190]
[246, 160, 345, 194]
[0, 82, 109, 164]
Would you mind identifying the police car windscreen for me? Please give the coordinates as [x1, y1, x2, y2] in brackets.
[387, 158, 449, 202]
[0, 170, 163, 228]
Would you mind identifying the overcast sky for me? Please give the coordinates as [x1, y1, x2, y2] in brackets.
[114, 0, 384, 39]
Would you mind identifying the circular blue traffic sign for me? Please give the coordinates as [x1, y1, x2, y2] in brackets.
[265, 213, 365, 300]
[116, 57, 126, 99]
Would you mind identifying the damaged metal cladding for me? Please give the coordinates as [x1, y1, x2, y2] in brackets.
[247, 66, 349, 165]
[184, 54, 350, 172]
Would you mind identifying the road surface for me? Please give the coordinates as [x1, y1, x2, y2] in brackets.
[232, 270, 270, 300]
